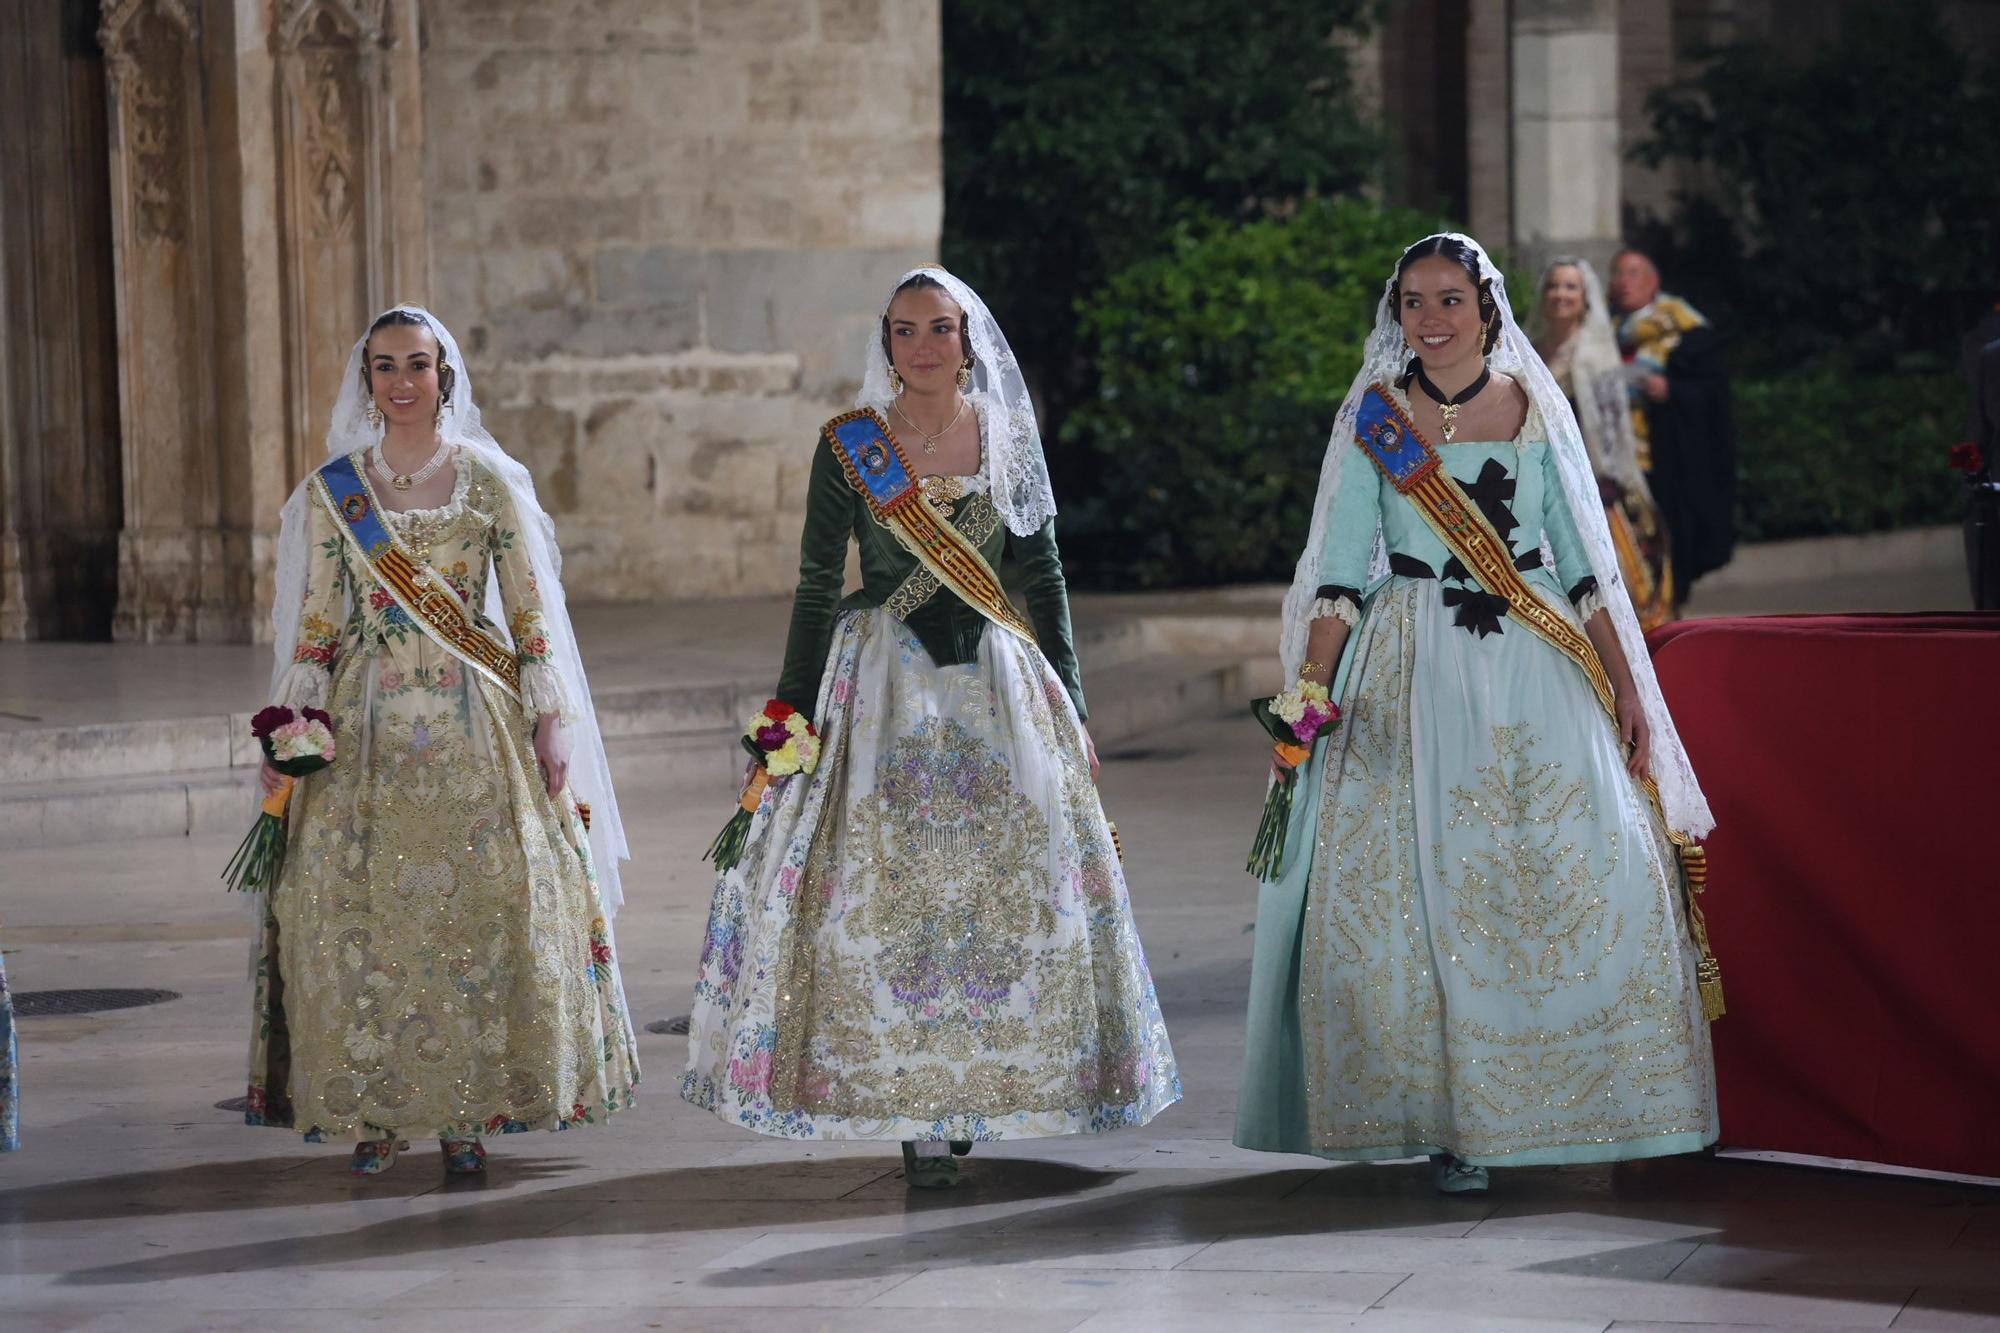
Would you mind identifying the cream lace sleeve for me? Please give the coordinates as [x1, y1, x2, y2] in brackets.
[274, 495, 344, 710]
[488, 476, 574, 722]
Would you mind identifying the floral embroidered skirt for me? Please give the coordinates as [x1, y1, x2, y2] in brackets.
[1236, 577, 1716, 1166]
[247, 642, 639, 1141]
[682, 609, 1181, 1141]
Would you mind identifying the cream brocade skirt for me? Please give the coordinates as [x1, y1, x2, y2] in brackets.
[681, 609, 1181, 1140]
[247, 636, 639, 1141]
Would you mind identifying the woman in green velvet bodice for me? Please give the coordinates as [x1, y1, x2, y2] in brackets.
[774, 346, 1087, 738]
[682, 267, 1179, 1187]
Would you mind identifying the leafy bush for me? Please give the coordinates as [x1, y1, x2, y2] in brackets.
[1060, 198, 1451, 588]
[942, 0, 1380, 452]
[1733, 373, 1964, 543]
[1633, 0, 2000, 373]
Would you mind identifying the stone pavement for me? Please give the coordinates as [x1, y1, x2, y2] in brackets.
[2, 552, 1991, 1329]
[4, 699, 1998, 1330]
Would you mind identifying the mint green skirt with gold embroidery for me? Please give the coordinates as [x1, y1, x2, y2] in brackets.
[1236, 577, 1717, 1167]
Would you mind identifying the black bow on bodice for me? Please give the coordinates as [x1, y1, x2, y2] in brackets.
[1440, 586, 1511, 638]
[1460, 458, 1520, 545]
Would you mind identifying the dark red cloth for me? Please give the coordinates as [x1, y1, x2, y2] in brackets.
[1649, 613, 2000, 1178]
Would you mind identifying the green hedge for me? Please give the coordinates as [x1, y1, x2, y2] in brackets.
[1062, 198, 1450, 588]
[1055, 197, 1964, 583]
[1733, 373, 1963, 544]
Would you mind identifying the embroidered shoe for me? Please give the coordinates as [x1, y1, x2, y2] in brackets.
[348, 1137, 408, 1176]
[441, 1138, 486, 1175]
[900, 1141, 959, 1190]
[1430, 1152, 1490, 1195]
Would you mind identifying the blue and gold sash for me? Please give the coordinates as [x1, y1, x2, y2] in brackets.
[822, 408, 1037, 646]
[1353, 383, 1724, 1018]
[313, 452, 521, 699]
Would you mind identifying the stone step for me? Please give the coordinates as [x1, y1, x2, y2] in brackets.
[0, 648, 1265, 850]
[0, 610, 1170, 789]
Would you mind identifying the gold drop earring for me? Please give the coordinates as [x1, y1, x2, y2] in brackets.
[955, 358, 973, 392]
[364, 400, 384, 429]
[888, 367, 905, 395]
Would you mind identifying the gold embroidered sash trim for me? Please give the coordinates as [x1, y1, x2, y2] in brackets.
[823, 408, 1038, 647]
[1352, 383, 1724, 1019]
[882, 491, 1003, 621]
[313, 456, 522, 701]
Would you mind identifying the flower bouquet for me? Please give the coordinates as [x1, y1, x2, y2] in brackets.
[1246, 680, 1341, 881]
[222, 705, 335, 893]
[704, 699, 820, 872]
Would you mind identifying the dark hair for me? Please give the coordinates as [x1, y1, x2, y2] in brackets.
[1389, 235, 1502, 388]
[879, 272, 973, 371]
[361, 308, 454, 408]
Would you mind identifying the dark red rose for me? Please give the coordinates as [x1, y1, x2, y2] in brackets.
[301, 707, 333, 730]
[250, 705, 293, 739]
[761, 699, 797, 722]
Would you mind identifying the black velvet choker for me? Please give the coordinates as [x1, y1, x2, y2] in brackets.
[1412, 364, 1491, 441]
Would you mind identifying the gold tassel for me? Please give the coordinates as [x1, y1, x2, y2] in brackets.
[1677, 843, 1727, 1020]
[1108, 821, 1124, 863]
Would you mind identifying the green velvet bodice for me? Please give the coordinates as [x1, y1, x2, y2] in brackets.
[775, 427, 1087, 722]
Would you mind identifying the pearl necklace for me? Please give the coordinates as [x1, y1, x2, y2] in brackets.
[371, 436, 452, 491]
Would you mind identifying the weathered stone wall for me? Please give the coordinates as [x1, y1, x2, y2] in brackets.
[422, 0, 942, 600]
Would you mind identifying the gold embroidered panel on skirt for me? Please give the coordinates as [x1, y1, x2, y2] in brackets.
[266, 536, 637, 1138]
[1297, 580, 1713, 1159]
[767, 690, 1144, 1120]
[1436, 723, 1625, 1009]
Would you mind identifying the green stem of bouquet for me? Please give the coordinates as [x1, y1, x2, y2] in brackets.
[1246, 777, 1296, 881]
[704, 808, 753, 872]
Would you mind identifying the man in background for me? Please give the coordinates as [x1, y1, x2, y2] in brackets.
[1610, 249, 1737, 605]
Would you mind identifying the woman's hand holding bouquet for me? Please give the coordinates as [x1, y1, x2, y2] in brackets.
[1246, 681, 1341, 881]
[225, 706, 336, 893]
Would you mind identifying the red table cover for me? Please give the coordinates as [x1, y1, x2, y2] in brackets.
[1649, 613, 2000, 1178]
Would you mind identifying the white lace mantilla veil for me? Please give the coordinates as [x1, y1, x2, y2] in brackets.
[1278, 234, 1713, 838]
[855, 264, 1057, 537]
[267, 304, 632, 918]
[1526, 255, 1652, 495]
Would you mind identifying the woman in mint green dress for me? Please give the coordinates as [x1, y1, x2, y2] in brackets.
[1236, 235, 1720, 1193]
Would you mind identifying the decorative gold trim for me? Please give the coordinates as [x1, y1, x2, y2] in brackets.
[313, 466, 522, 700]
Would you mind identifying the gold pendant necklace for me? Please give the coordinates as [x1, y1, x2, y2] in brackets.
[1413, 365, 1491, 444]
[892, 396, 966, 456]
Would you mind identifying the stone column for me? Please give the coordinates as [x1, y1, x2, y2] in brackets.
[100, 0, 231, 641]
[0, 0, 125, 640]
[95, 0, 426, 643]
[272, 0, 429, 489]
[1508, 0, 1622, 275]
[1465, 0, 1512, 249]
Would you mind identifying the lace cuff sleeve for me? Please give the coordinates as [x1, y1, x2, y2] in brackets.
[273, 661, 330, 712]
[1570, 576, 1607, 621]
[519, 662, 574, 723]
[1310, 584, 1362, 627]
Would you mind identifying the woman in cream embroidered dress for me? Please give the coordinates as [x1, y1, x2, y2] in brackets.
[1235, 235, 1717, 1193]
[682, 267, 1179, 1187]
[1530, 257, 1675, 630]
[251, 306, 638, 1176]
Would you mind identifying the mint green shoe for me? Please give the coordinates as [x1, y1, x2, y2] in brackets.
[1430, 1153, 1489, 1194]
